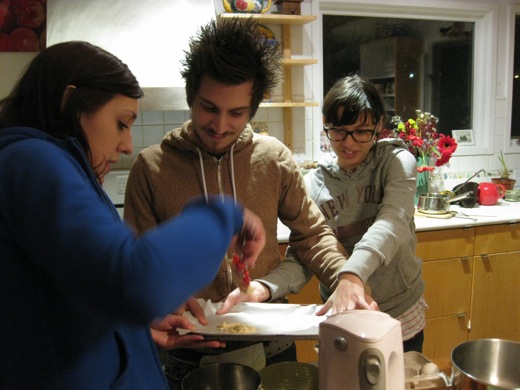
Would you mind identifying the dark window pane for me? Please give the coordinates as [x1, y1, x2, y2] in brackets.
[323, 16, 474, 136]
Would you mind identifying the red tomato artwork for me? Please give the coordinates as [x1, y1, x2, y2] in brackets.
[0, 0, 46, 51]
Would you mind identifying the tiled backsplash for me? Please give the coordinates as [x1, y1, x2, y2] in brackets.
[113, 110, 191, 169]
[111, 108, 520, 194]
[114, 107, 300, 170]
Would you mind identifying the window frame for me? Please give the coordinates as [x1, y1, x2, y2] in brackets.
[313, 1, 500, 158]
[505, 6, 520, 153]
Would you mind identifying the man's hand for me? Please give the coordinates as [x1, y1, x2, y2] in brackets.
[229, 208, 266, 270]
[216, 281, 271, 314]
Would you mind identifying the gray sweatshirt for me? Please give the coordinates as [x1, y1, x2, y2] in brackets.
[304, 138, 425, 317]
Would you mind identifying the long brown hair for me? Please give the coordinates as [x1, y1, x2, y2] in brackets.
[0, 41, 143, 166]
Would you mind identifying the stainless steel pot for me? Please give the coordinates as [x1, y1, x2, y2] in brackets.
[259, 362, 318, 390]
[417, 191, 473, 214]
[181, 363, 261, 390]
[451, 339, 520, 389]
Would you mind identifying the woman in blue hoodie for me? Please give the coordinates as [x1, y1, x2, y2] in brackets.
[0, 41, 265, 389]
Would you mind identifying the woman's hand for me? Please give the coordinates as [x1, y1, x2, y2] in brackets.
[315, 273, 379, 316]
[150, 297, 226, 349]
[216, 281, 271, 314]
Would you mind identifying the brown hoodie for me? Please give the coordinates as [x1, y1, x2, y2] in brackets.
[124, 120, 349, 302]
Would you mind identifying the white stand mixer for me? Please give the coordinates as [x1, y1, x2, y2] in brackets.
[319, 310, 404, 389]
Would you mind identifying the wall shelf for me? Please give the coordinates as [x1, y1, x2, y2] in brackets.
[283, 58, 318, 66]
[219, 13, 316, 25]
[219, 13, 317, 150]
[360, 37, 423, 121]
[260, 102, 319, 108]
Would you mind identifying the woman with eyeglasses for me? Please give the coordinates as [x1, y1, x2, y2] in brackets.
[309, 75, 428, 353]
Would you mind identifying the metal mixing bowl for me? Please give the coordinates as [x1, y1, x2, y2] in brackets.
[259, 362, 319, 390]
[451, 338, 520, 389]
[181, 362, 261, 390]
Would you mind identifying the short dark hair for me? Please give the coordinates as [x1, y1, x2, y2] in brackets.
[0, 41, 143, 159]
[181, 17, 282, 119]
[322, 75, 386, 128]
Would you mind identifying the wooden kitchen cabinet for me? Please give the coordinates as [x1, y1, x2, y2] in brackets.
[469, 223, 520, 341]
[288, 276, 321, 363]
[279, 243, 321, 363]
[416, 228, 474, 364]
[360, 37, 423, 121]
[220, 13, 318, 150]
[280, 222, 520, 364]
[417, 223, 520, 369]
[416, 227, 474, 261]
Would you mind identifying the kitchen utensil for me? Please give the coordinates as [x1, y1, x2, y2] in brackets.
[450, 169, 485, 208]
[453, 211, 478, 222]
[181, 362, 262, 390]
[452, 211, 478, 222]
[452, 169, 485, 194]
[259, 362, 318, 390]
[451, 338, 520, 389]
[452, 182, 479, 208]
[230, 252, 251, 293]
[230, 225, 255, 293]
[319, 310, 404, 389]
[417, 191, 474, 214]
[460, 195, 478, 208]
[478, 182, 506, 205]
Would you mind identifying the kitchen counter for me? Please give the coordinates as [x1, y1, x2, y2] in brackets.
[413, 199, 520, 231]
[277, 199, 520, 242]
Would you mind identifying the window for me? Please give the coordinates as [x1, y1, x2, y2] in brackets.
[323, 16, 473, 135]
[318, 2, 497, 155]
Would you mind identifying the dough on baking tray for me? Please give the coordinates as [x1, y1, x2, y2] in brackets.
[217, 322, 256, 334]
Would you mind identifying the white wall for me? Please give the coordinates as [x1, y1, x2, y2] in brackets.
[0, 53, 37, 100]
[2, 0, 519, 190]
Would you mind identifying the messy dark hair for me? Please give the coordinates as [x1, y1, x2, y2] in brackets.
[181, 17, 283, 119]
[322, 75, 386, 130]
[0, 41, 143, 168]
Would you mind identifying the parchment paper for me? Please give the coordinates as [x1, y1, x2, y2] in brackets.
[178, 299, 326, 340]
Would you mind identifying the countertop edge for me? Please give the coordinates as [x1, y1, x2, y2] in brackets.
[277, 200, 520, 243]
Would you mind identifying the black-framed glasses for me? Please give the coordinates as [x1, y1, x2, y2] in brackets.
[323, 125, 377, 143]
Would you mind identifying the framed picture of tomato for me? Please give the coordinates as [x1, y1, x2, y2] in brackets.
[0, 0, 47, 52]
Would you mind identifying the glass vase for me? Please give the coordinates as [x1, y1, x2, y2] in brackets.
[415, 156, 430, 205]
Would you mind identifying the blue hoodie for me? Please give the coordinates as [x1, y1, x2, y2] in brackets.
[0, 127, 244, 389]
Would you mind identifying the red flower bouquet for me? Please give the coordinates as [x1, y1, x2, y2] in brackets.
[382, 110, 457, 172]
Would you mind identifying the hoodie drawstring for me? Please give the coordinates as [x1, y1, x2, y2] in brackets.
[228, 144, 238, 206]
[196, 145, 238, 205]
[197, 147, 209, 204]
[196, 144, 239, 293]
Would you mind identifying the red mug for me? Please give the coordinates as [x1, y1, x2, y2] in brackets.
[478, 182, 506, 205]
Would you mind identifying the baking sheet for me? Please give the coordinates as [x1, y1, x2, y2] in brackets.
[178, 299, 326, 340]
